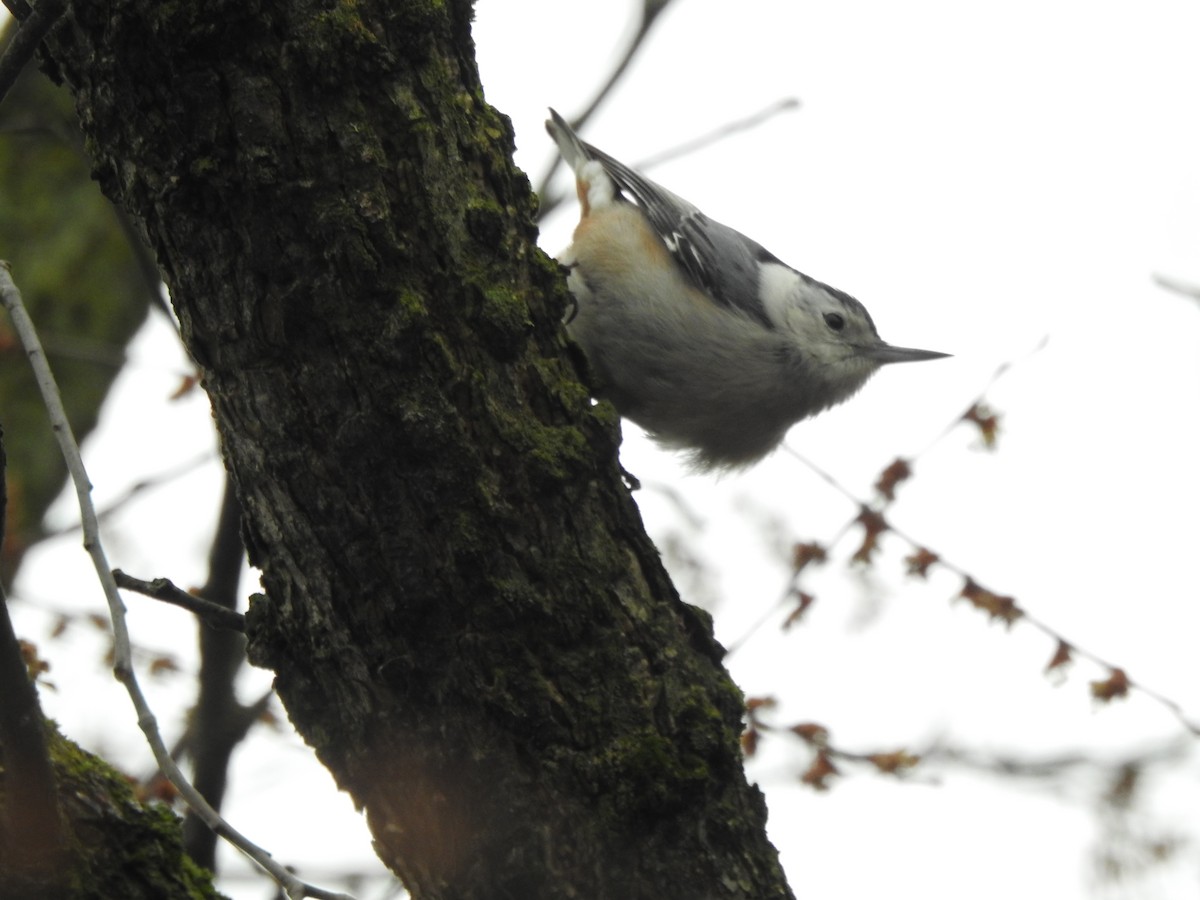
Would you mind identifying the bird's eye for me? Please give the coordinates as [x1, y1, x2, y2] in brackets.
[824, 312, 845, 332]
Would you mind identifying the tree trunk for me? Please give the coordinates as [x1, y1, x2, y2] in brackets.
[30, 1, 794, 896]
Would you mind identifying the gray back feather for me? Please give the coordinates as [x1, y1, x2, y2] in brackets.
[571, 140, 781, 329]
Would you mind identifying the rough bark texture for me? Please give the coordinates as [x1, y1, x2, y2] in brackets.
[33, 1, 794, 897]
[0, 720, 224, 900]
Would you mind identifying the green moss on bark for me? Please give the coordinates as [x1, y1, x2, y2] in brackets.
[0, 723, 225, 899]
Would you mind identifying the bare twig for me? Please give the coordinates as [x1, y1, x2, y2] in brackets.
[924, 737, 1192, 782]
[561, 0, 675, 141]
[725, 343, 1037, 656]
[777, 449, 1200, 738]
[1, 261, 352, 900]
[636, 97, 802, 171]
[721, 341, 1200, 738]
[534, 0, 677, 208]
[750, 695, 1191, 791]
[909, 335, 1047, 458]
[775, 444, 1200, 737]
[41, 453, 214, 541]
[532, 0, 801, 235]
[537, 98, 801, 222]
[0, 0, 68, 111]
[1153, 273, 1200, 303]
[112, 569, 246, 633]
[183, 477, 253, 868]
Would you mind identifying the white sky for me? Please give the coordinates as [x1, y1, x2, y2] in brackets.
[8, 2, 1200, 898]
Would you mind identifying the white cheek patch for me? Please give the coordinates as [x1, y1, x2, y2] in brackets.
[758, 262, 803, 331]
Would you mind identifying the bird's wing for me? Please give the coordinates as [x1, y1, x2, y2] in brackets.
[546, 110, 779, 328]
[581, 141, 779, 328]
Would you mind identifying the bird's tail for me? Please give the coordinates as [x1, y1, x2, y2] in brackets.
[545, 108, 592, 172]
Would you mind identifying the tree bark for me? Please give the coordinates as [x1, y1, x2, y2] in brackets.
[29, 1, 794, 897]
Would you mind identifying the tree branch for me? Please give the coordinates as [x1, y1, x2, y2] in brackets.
[0, 0, 67, 110]
[1153, 272, 1200, 303]
[533, 0, 677, 206]
[112, 569, 246, 633]
[537, 98, 801, 221]
[31, 3, 795, 895]
[183, 476, 253, 868]
[1, 261, 348, 900]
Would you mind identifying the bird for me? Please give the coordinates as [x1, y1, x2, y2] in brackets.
[545, 108, 948, 470]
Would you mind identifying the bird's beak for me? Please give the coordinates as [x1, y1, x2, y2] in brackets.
[864, 343, 951, 364]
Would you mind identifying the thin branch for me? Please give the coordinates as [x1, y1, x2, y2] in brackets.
[924, 737, 1193, 783]
[722, 514, 853, 660]
[112, 569, 246, 633]
[97, 453, 214, 524]
[636, 97, 802, 171]
[834, 469, 1200, 736]
[724, 342, 1200, 738]
[1, 260, 351, 900]
[726, 341, 1040, 655]
[1152, 273, 1200, 303]
[780, 450, 1200, 738]
[562, 0, 676, 142]
[537, 98, 801, 222]
[532, 1, 800, 227]
[40, 453, 214, 542]
[534, 0, 677, 208]
[751, 697, 1191, 791]
[910, 334, 1047, 459]
[184, 477, 252, 868]
[141, 685, 273, 785]
[0, 0, 68, 111]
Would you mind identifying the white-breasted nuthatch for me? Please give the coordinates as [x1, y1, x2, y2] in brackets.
[545, 108, 948, 470]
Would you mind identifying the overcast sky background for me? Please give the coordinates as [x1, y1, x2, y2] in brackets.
[8, 2, 1200, 898]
